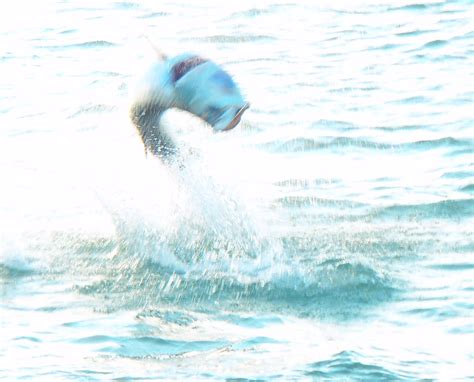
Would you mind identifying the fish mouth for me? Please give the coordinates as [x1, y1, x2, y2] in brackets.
[220, 103, 250, 132]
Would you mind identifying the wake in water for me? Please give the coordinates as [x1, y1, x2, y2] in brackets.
[110, 150, 280, 279]
[61, 113, 399, 321]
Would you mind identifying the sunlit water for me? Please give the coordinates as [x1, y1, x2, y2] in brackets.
[1, 1, 473, 380]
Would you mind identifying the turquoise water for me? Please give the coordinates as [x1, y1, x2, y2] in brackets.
[1, 1, 473, 380]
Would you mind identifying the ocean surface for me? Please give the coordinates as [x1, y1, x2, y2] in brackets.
[1, 0, 473, 380]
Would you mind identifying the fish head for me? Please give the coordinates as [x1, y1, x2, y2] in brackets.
[172, 56, 249, 131]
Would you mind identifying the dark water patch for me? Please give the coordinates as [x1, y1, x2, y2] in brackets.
[136, 309, 196, 326]
[404, 306, 462, 321]
[74, 334, 112, 344]
[375, 124, 422, 132]
[430, 54, 470, 63]
[435, 54, 469, 61]
[58, 29, 77, 34]
[451, 242, 474, 253]
[407, 137, 471, 150]
[0, 264, 36, 278]
[164, 270, 398, 321]
[449, 323, 474, 335]
[440, 8, 465, 15]
[388, 1, 447, 12]
[422, 39, 449, 49]
[62, 320, 93, 328]
[373, 199, 474, 221]
[395, 29, 436, 37]
[218, 313, 284, 329]
[305, 350, 408, 380]
[391, 3, 429, 11]
[233, 336, 282, 350]
[428, 262, 474, 271]
[460, 184, 474, 193]
[74, 370, 112, 377]
[412, 53, 427, 61]
[371, 43, 402, 51]
[442, 170, 473, 179]
[447, 148, 473, 157]
[387, 95, 431, 104]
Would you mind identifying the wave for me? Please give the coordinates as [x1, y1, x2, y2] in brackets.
[68, 205, 399, 320]
[306, 350, 412, 380]
[422, 39, 449, 49]
[75, 254, 397, 321]
[388, 2, 445, 12]
[0, 236, 41, 277]
[74, 334, 228, 359]
[395, 29, 437, 37]
[373, 198, 474, 220]
[258, 136, 471, 153]
[442, 170, 473, 179]
[460, 184, 474, 193]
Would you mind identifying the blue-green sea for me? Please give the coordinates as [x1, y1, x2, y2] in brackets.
[1, 1, 473, 380]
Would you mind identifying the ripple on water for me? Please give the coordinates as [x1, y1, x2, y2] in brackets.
[74, 334, 229, 359]
[373, 198, 474, 221]
[305, 351, 410, 381]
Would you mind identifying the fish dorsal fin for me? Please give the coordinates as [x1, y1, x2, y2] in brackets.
[144, 36, 167, 61]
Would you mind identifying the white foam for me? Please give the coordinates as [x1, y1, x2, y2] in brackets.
[0, 233, 40, 273]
